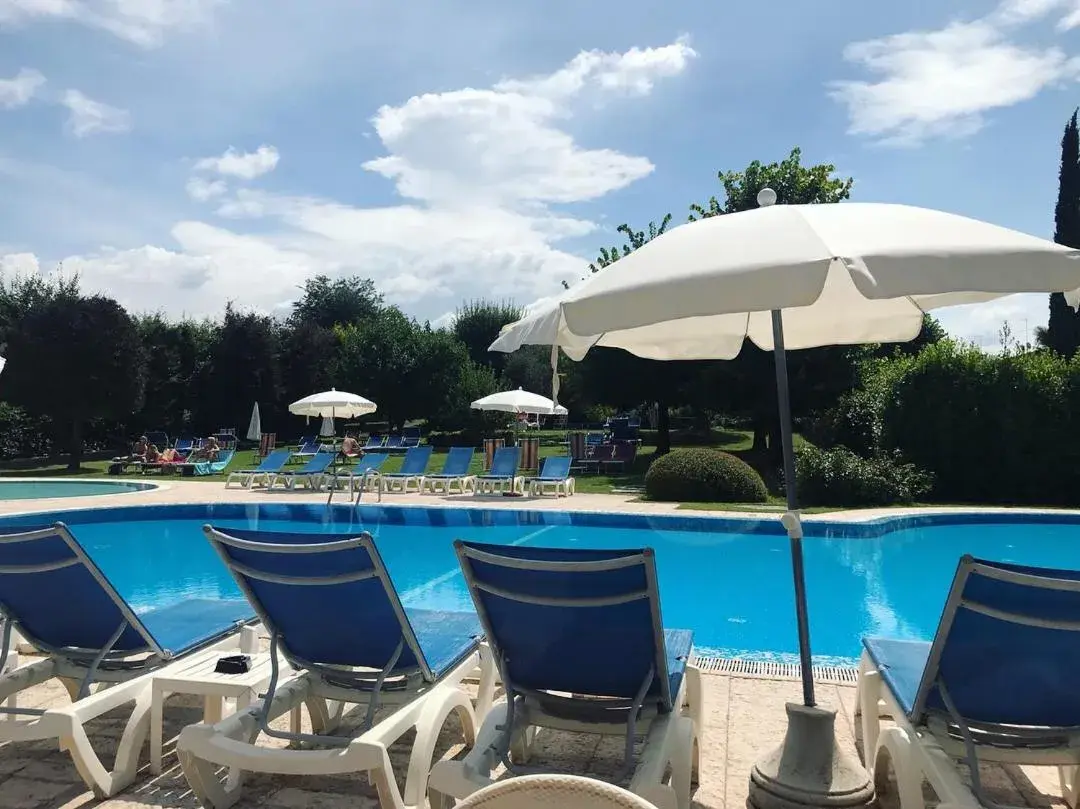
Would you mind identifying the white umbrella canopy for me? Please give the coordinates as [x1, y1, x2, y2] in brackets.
[288, 388, 377, 419]
[245, 402, 261, 441]
[488, 195, 1080, 809]
[471, 388, 567, 415]
[493, 202, 1080, 360]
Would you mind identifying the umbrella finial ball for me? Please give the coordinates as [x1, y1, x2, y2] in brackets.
[757, 187, 777, 208]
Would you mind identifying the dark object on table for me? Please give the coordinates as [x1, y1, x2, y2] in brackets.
[214, 654, 251, 674]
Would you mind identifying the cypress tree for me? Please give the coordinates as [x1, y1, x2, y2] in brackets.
[1044, 110, 1080, 357]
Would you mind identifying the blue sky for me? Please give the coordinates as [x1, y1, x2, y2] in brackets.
[1, 0, 1079, 349]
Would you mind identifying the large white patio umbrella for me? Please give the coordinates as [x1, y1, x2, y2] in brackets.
[288, 388, 377, 421]
[470, 388, 568, 415]
[489, 192, 1080, 809]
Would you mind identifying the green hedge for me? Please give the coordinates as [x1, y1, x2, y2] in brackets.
[795, 445, 933, 507]
[644, 447, 768, 503]
[816, 340, 1080, 506]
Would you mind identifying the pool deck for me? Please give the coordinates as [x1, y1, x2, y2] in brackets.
[2, 477, 1076, 524]
[0, 664, 1065, 809]
[0, 481, 1073, 808]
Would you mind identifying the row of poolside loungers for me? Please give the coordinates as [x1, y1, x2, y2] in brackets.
[0, 523, 697, 807]
[0, 524, 1073, 809]
[226, 445, 576, 497]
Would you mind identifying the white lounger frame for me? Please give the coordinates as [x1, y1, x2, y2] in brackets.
[0, 523, 252, 798]
[856, 556, 1080, 809]
[527, 476, 575, 497]
[429, 666, 701, 809]
[0, 628, 248, 798]
[178, 527, 498, 809]
[472, 475, 524, 496]
[420, 474, 476, 495]
[429, 544, 702, 809]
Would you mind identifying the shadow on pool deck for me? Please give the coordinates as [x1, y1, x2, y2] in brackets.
[0, 660, 1065, 809]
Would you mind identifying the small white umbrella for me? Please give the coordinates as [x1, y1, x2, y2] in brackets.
[0, 355, 6, 376]
[489, 193, 1080, 809]
[288, 388, 377, 420]
[471, 388, 567, 415]
[245, 402, 261, 442]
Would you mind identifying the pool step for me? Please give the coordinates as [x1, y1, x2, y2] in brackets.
[690, 655, 859, 685]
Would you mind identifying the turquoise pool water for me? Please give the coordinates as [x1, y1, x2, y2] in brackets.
[0, 480, 157, 500]
[2, 503, 1077, 665]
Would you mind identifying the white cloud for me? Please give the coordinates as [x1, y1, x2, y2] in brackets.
[495, 37, 698, 98]
[12, 40, 694, 321]
[934, 293, 1050, 352]
[194, 145, 280, 180]
[0, 67, 45, 109]
[61, 89, 131, 137]
[0, 0, 220, 48]
[185, 176, 227, 201]
[830, 1, 1080, 145]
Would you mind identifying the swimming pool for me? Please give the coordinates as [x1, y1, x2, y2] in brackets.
[0, 479, 158, 500]
[2, 503, 1077, 666]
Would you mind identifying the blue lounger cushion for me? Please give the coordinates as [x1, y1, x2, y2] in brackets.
[861, 638, 929, 717]
[205, 527, 481, 680]
[137, 598, 254, 658]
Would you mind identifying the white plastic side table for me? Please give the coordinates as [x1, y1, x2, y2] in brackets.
[150, 627, 275, 774]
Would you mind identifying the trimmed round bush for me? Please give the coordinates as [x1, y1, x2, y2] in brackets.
[644, 448, 768, 503]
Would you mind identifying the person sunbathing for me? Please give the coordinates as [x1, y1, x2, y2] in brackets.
[340, 435, 360, 458]
[188, 437, 220, 462]
[144, 444, 161, 463]
[158, 447, 181, 463]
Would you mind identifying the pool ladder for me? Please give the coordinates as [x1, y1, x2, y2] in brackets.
[326, 468, 382, 506]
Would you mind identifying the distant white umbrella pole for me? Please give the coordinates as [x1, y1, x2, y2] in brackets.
[245, 402, 261, 442]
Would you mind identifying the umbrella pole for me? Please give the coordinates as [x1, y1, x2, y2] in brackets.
[747, 310, 874, 809]
[769, 309, 815, 708]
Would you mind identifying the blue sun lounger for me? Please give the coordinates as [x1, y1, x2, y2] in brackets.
[474, 446, 522, 496]
[225, 447, 291, 489]
[362, 434, 386, 451]
[178, 527, 495, 809]
[859, 555, 1080, 809]
[0, 523, 252, 798]
[187, 448, 236, 477]
[429, 542, 702, 809]
[269, 450, 336, 491]
[382, 445, 434, 494]
[525, 455, 575, 497]
[419, 446, 476, 494]
[336, 451, 389, 494]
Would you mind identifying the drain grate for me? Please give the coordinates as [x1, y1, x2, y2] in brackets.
[690, 655, 859, 685]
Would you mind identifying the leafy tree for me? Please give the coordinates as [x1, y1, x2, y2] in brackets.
[279, 320, 339, 405]
[571, 216, 689, 452]
[289, 274, 383, 330]
[335, 309, 424, 429]
[688, 147, 853, 220]
[137, 315, 215, 436]
[587, 216, 673, 274]
[452, 300, 522, 375]
[198, 305, 282, 434]
[0, 268, 80, 349]
[3, 293, 145, 469]
[1040, 110, 1080, 357]
[687, 148, 857, 455]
